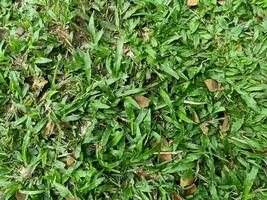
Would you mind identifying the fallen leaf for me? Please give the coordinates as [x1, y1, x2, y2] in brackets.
[180, 177, 194, 188]
[15, 27, 25, 37]
[136, 170, 154, 179]
[80, 121, 92, 138]
[186, 184, 197, 195]
[43, 121, 54, 136]
[200, 122, 209, 134]
[32, 76, 48, 92]
[16, 191, 26, 200]
[141, 27, 150, 41]
[13, 57, 27, 69]
[160, 137, 172, 161]
[218, 0, 225, 5]
[160, 153, 172, 161]
[20, 167, 32, 179]
[192, 110, 200, 123]
[221, 113, 230, 132]
[256, 16, 262, 23]
[204, 79, 219, 92]
[123, 45, 134, 58]
[134, 96, 150, 108]
[174, 193, 185, 200]
[66, 156, 75, 167]
[0, 27, 8, 40]
[187, 0, 199, 6]
[228, 160, 235, 169]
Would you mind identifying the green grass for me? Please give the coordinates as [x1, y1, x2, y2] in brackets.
[0, 0, 267, 199]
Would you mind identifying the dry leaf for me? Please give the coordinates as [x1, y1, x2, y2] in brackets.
[228, 160, 234, 169]
[200, 122, 209, 134]
[187, 0, 199, 6]
[43, 121, 54, 136]
[20, 167, 32, 179]
[160, 137, 172, 161]
[218, 0, 225, 5]
[53, 23, 73, 48]
[141, 27, 150, 41]
[16, 191, 26, 200]
[123, 45, 134, 59]
[134, 96, 150, 108]
[180, 177, 194, 188]
[160, 153, 172, 161]
[13, 57, 27, 69]
[221, 113, 230, 132]
[0, 27, 8, 40]
[32, 76, 48, 92]
[186, 184, 197, 195]
[136, 170, 154, 179]
[192, 110, 200, 123]
[174, 193, 185, 200]
[256, 16, 262, 23]
[66, 156, 75, 167]
[15, 27, 25, 37]
[204, 79, 219, 92]
[80, 121, 92, 138]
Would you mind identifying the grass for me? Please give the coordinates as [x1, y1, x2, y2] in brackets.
[0, 0, 267, 199]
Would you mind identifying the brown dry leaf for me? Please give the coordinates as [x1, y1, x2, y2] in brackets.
[123, 45, 134, 59]
[160, 137, 172, 161]
[187, 0, 199, 6]
[136, 170, 154, 180]
[264, 147, 267, 152]
[180, 177, 194, 188]
[192, 110, 200, 123]
[218, 0, 225, 5]
[186, 184, 197, 195]
[80, 121, 92, 138]
[43, 121, 54, 136]
[66, 156, 75, 167]
[32, 77, 48, 92]
[221, 113, 230, 132]
[160, 153, 172, 161]
[16, 191, 26, 200]
[174, 193, 185, 200]
[13, 57, 27, 69]
[228, 160, 235, 169]
[15, 27, 25, 37]
[20, 167, 32, 179]
[141, 27, 150, 41]
[136, 170, 149, 178]
[134, 96, 150, 108]
[200, 122, 209, 134]
[204, 79, 219, 92]
[0, 27, 8, 40]
[108, 5, 116, 11]
[256, 16, 262, 23]
[53, 23, 73, 48]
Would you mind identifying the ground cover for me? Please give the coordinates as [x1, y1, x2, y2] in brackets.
[0, 0, 267, 199]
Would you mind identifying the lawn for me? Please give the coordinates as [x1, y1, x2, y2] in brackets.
[0, 0, 267, 199]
